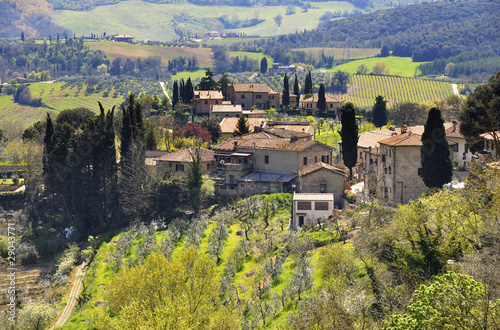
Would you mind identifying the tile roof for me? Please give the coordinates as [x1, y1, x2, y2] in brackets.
[378, 133, 423, 146]
[262, 128, 311, 139]
[155, 147, 214, 162]
[302, 94, 344, 103]
[293, 193, 334, 201]
[299, 162, 348, 177]
[479, 131, 500, 141]
[230, 83, 274, 93]
[219, 117, 266, 133]
[445, 124, 465, 139]
[145, 150, 170, 158]
[211, 104, 243, 112]
[194, 90, 224, 99]
[215, 134, 331, 152]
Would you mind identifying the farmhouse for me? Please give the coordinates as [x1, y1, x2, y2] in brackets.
[479, 131, 500, 158]
[191, 90, 224, 115]
[219, 117, 267, 140]
[301, 94, 344, 115]
[227, 83, 280, 110]
[113, 35, 134, 42]
[298, 162, 348, 206]
[209, 104, 266, 122]
[291, 193, 335, 230]
[155, 147, 214, 177]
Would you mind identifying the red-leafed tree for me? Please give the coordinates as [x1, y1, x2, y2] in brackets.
[173, 124, 211, 143]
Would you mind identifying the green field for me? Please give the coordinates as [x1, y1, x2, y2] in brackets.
[86, 41, 214, 67]
[327, 56, 422, 77]
[53, 1, 358, 42]
[291, 47, 381, 61]
[0, 82, 126, 128]
[171, 69, 208, 82]
[335, 74, 454, 108]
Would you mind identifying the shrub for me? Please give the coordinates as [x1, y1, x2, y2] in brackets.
[17, 241, 39, 265]
[56, 244, 80, 276]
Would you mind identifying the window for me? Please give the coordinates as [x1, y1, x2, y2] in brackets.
[204, 100, 208, 104]
[256, 95, 262, 99]
[453, 144, 459, 152]
[314, 156, 318, 163]
[265, 155, 269, 164]
[321, 155, 329, 164]
[176, 164, 184, 171]
[320, 183, 327, 193]
[360, 152, 363, 159]
[169, 163, 172, 168]
[215, 100, 219, 104]
[315, 201, 329, 210]
[241, 94, 245, 99]
[297, 201, 311, 210]
[241, 103, 245, 108]
[465, 143, 469, 154]
[418, 168, 423, 177]
[382, 154, 387, 163]
[229, 175, 235, 183]
[303, 157, 308, 166]
[389, 149, 392, 157]
[330, 104, 333, 108]
[388, 166, 391, 174]
[269, 95, 274, 100]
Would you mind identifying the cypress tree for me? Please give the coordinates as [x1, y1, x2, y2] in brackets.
[179, 78, 185, 104]
[282, 74, 290, 108]
[372, 95, 388, 129]
[172, 80, 179, 109]
[260, 57, 268, 74]
[338, 102, 359, 179]
[186, 77, 194, 104]
[317, 83, 326, 113]
[421, 108, 453, 189]
[43, 113, 54, 176]
[293, 74, 299, 106]
[21, 31, 25, 42]
[187, 148, 203, 213]
[234, 114, 250, 136]
[304, 71, 313, 95]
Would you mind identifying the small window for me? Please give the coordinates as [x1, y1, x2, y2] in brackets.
[269, 95, 274, 100]
[242, 103, 245, 108]
[265, 155, 269, 164]
[321, 155, 329, 164]
[229, 175, 235, 183]
[303, 157, 308, 166]
[204, 100, 208, 104]
[360, 152, 363, 159]
[330, 104, 333, 108]
[315, 201, 329, 210]
[176, 164, 184, 171]
[320, 183, 327, 193]
[453, 144, 459, 152]
[314, 156, 318, 163]
[465, 143, 469, 154]
[388, 166, 391, 174]
[215, 100, 219, 104]
[256, 95, 262, 99]
[382, 154, 387, 163]
[241, 95, 245, 99]
[297, 201, 312, 210]
[169, 163, 172, 168]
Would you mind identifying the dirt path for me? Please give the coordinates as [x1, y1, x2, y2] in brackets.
[452, 83, 459, 96]
[159, 81, 170, 101]
[49, 258, 89, 329]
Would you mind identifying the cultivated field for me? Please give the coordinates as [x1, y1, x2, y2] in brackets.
[336, 74, 454, 108]
[85, 41, 214, 67]
[52, 0, 358, 42]
[326, 56, 421, 77]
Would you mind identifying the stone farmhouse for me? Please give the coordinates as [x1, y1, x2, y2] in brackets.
[209, 104, 266, 122]
[363, 132, 456, 204]
[219, 117, 267, 140]
[291, 193, 335, 230]
[191, 90, 224, 115]
[219, 119, 315, 141]
[208, 132, 343, 197]
[154, 147, 215, 177]
[227, 83, 281, 110]
[480, 131, 500, 158]
[301, 94, 344, 115]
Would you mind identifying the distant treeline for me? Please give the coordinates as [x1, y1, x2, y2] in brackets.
[260, 0, 499, 63]
[418, 51, 500, 81]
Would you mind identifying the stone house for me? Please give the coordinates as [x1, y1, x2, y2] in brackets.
[209, 133, 335, 195]
[291, 193, 335, 230]
[155, 147, 214, 177]
[479, 131, 500, 159]
[227, 83, 280, 110]
[363, 132, 455, 204]
[219, 117, 267, 140]
[298, 162, 348, 206]
[209, 104, 266, 122]
[191, 90, 224, 115]
[446, 120, 473, 166]
[301, 94, 344, 115]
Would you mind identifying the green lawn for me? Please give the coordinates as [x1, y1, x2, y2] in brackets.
[291, 47, 381, 61]
[53, 0, 358, 42]
[326, 56, 422, 77]
[171, 69, 208, 82]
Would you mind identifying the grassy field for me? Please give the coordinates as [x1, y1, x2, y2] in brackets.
[0, 82, 125, 128]
[85, 41, 214, 67]
[171, 69, 208, 82]
[326, 56, 421, 77]
[53, 1, 358, 42]
[335, 74, 454, 108]
[291, 47, 381, 61]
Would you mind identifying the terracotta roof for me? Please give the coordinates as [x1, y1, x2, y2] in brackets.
[378, 133, 423, 146]
[299, 162, 348, 177]
[302, 94, 344, 103]
[230, 83, 274, 93]
[242, 109, 267, 115]
[219, 117, 266, 134]
[215, 134, 331, 152]
[145, 150, 170, 158]
[155, 147, 214, 162]
[211, 104, 243, 112]
[194, 90, 224, 99]
[293, 193, 334, 201]
[479, 131, 500, 141]
[262, 128, 311, 139]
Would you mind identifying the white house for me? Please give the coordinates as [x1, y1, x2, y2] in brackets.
[291, 193, 334, 230]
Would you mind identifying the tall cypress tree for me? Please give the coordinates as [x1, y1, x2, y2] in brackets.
[187, 148, 203, 213]
[179, 78, 185, 104]
[372, 95, 387, 129]
[260, 57, 268, 74]
[234, 114, 250, 136]
[185, 77, 194, 104]
[304, 71, 313, 95]
[43, 113, 54, 176]
[421, 108, 452, 189]
[172, 80, 179, 109]
[317, 83, 326, 113]
[338, 102, 359, 179]
[282, 74, 290, 108]
[293, 74, 299, 106]
[21, 31, 25, 42]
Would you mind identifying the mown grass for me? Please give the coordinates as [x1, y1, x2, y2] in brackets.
[53, 0, 358, 42]
[229, 51, 273, 66]
[86, 41, 214, 67]
[0, 82, 125, 129]
[171, 69, 208, 82]
[292, 47, 381, 61]
[326, 56, 422, 77]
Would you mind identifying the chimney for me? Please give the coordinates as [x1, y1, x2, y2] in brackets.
[234, 141, 238, 147]
[452, 119, 458, 133]
[401, 125, 408, 134]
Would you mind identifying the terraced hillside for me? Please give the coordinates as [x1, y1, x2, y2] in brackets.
[338, 74, 454, 108]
